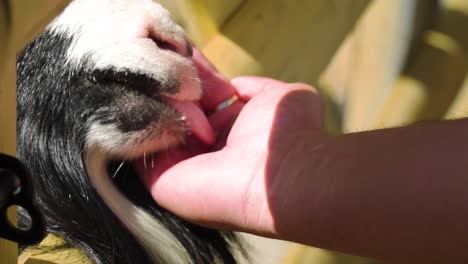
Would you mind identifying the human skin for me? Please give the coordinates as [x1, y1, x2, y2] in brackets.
[136, 50, 468, 263]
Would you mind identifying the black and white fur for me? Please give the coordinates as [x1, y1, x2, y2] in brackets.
[17, 0, 244, 263]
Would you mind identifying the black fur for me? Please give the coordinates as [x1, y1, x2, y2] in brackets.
[17, 29, 243, 263]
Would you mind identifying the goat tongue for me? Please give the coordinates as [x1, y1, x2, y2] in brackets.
[134, 48, 235, 187]
[164, 97, 215, 145]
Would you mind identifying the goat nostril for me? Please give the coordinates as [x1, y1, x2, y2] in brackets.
[148, 31, 193, 58]
[185, 42, 193, 58]
[183, 36, 193, 58]
[156, 38, 193, 58]
[156, 39, 179, 54]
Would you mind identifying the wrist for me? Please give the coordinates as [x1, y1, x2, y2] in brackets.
[264, 131, 334, 242]
[275, 118, 468, 262]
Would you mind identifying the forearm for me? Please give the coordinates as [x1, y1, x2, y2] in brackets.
[281, 118, 468, 263]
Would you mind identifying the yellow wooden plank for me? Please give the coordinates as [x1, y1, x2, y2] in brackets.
[203, 0, 370, 83]
[317, 82, 344, 135]
[372, 1, 468, 128]
[439, 0, 468, 52]
[199, 0, 243, 27]
[0, 47, 18, 264]
[344, 0, 416, 132]
[372, 77, 426, 127]
[319, 33, 356, 112]
[446, 75, 468, 119]
[0, 3, 6, 69]
[441, 0, 468, 120]
[8, 0, 71, 55]
[320, 0, 437, 134]
[158, 0, 244, 47]
[342, 0, 438, 132]
[282, 244, 378, 264]
[175, 1, 220, 47]
[0, 55, 16, 158]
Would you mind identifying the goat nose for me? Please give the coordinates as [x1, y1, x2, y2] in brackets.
[150, 32, 193, 58]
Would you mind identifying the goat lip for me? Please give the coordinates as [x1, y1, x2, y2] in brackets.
[133, 48, 225, 183]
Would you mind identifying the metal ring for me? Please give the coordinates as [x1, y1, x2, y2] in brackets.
[215, 95, 239, 111]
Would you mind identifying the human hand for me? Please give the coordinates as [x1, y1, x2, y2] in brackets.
[136, 50, 326, 240]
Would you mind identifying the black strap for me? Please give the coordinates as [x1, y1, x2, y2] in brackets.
[0, 153, 45, 245]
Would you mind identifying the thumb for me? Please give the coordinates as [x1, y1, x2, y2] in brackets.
[231, 76, 286, 100]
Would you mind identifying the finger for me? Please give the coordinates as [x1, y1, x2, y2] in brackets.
[209, 100, 244, 132]
[231, 76, 286, 100]
[211, 122, 233, 151]
[193, 48, 237, 110]
[209, 101, 243, 151]
[135, 148, 192, 188]
[144, 150, 244, 227]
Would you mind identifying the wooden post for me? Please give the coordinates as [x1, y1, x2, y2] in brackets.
[158, 0, 244, 47]
[202, 0, 370, 82]
[446, 76, 468, 119]
[372, 0, 468, 128]
[340, 0, 438, 132]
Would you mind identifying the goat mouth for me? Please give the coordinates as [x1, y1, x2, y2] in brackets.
[129, 47, 236, 180]
[124, 93, 214, 175]
[108, 98, 212, 185]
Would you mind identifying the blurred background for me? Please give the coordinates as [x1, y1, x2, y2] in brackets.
[158, 0, 468, 263]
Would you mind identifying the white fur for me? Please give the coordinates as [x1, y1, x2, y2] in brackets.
[50, 0, 201, 101]
[85, 148, 190, 264]
[86, 122, 180, 159]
